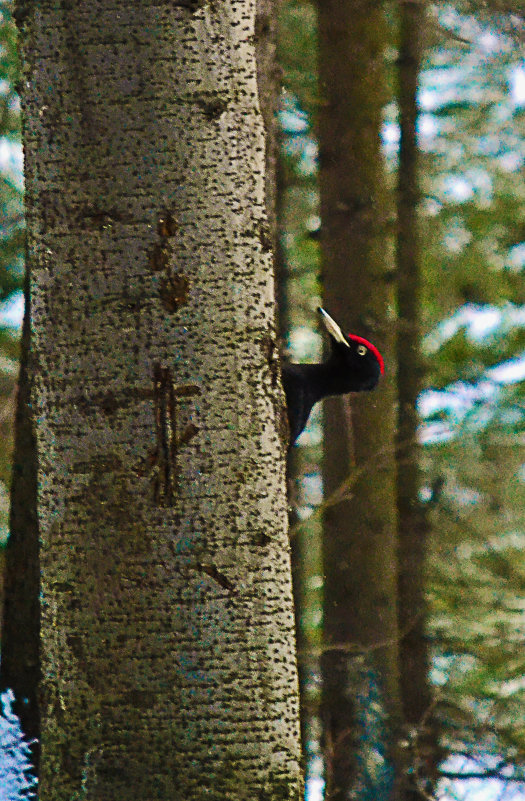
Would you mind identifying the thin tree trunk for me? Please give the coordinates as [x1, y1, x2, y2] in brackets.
[256, 5, 313, 772]
[395, 1, 438, 795]
[19, 2, 302, 798]
[317, 1, 403, 799]
[255, 12, 313, 769]
[0, 264, 40, 772]
[265, 2, 315, 766]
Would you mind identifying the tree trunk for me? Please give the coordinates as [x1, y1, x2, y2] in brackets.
[19, 2, 302, 798]
[395, 1, 438, 795]
[255, 0, 280, 261]
[317, 1, 403, 798]
[0, 264, 40, 772]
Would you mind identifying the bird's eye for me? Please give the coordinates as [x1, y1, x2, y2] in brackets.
[357, 344, 367, 356]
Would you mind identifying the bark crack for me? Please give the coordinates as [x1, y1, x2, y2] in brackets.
[150, 363, 200, 506]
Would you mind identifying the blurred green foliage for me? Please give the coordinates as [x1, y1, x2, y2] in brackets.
[279, 0, 525, 784]
[419, 10, 525, 770]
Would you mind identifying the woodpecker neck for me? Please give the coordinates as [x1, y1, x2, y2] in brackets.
[307, 359, 353, 402]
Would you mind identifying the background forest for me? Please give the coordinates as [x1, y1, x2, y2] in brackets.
[0, 0, 524, 799]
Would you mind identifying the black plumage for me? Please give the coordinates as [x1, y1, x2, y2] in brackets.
[282, 307, 384, 445]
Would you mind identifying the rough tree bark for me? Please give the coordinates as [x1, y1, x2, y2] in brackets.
[395, 0, 438, 794]
[255, 0, 280, 259]
[18, 1, 302, 798]
[317, 1, 403, 799]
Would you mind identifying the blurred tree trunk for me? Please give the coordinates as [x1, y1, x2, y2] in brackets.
[19, 1, 302, 798]
[256, 1, 314, 771]
[395, 1, 438, 795]
[260, 0, 315, 766]
[317, 2, 403, 799]
[0, 265, 40, 772]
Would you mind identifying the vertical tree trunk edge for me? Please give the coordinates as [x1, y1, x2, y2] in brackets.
[1, 261, 41, 774]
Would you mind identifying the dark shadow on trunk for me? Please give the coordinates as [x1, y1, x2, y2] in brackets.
[1, 264, 41, 774]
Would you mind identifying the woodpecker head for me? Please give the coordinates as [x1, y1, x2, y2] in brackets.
[318, 307, 384, 392]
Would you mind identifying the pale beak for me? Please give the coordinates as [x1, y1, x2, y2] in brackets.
[318, 307, 350, 347]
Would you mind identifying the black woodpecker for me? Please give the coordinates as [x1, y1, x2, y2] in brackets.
[282, 307, 385, 445]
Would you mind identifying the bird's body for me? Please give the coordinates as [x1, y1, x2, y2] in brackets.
[282, 308, 384, 445]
